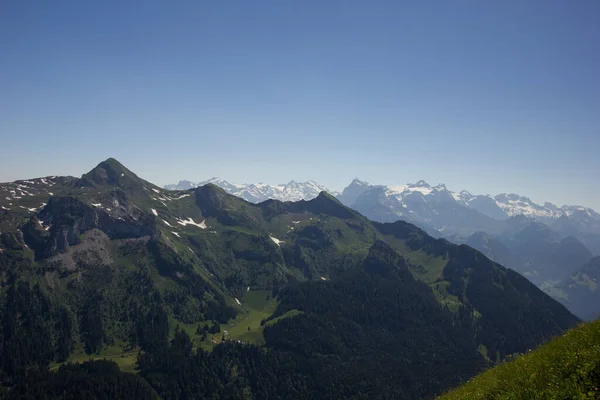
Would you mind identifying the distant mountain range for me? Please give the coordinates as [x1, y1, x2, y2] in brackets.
[165, 176, 600, 319]
[164, 178, 335, 203]
[165, 177, 600, 247]
[166, 177, 599, 229]
[338, 178, 600, 230]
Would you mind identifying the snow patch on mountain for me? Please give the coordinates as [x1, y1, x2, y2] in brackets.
[270, 236, 283, 246]
[176, 217, 207, 229]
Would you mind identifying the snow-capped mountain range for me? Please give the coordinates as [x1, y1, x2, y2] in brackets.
[337, 178, 599, 224]
[165, 177, 599, 230]
[164, 178, 334, 203]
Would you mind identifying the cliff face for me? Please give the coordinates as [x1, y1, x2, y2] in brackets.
[23, 196, 156, 258]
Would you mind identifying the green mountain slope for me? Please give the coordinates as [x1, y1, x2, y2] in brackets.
[136, 241, 486, 399]
[261, 241, 486, 398]
[0, 158, 581, 398]
[439, 319, 600, 400]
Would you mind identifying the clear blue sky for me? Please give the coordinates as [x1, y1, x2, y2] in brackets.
[1, 1, 599, 208]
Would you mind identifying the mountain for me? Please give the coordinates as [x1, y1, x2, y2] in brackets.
[460, 217, 593, 287]
[0, 158, 581, 399]
[336, 179, 599, 318]
[546, 256, 600, 321]
[465, 231, 513, 268]
[336, 178, 370, 206]
[163, 180, 196, 190]
[337, 179, 600, 239]
[165, 177, 600, 255]
[552, 213, 600, 256]
[339, 179, 505, 237]
[458, 192, 509, 221]
[164, 178, 334, 203]
[491, 193, 563, 221]
[453, 216, 597, 320]
[440, 318, 600, 400]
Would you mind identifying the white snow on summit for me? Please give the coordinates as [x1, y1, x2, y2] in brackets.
[492, 194, 564, 219]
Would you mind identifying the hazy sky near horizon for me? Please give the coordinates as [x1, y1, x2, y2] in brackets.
[1, 1, 599, 208]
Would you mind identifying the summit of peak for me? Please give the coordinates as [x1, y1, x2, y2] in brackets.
[316, 190, 337, 201]
[350, 178, 369, 186]
[412, 180, 431, 188]
[96, 158, 128, 173]
[78, 158, 140, 188]
[207, 177, 225, 183]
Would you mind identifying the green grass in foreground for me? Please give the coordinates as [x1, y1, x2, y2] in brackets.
[440, 319, 600, 400]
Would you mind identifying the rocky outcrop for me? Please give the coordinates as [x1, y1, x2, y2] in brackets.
[24, 196, 156, 258]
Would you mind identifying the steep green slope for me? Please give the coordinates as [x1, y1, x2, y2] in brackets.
[376, 221, 579, 361]
[261, 241, 485, 399]
[439, 319, 600, 400]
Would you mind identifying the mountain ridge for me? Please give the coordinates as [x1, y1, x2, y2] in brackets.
[164, 177, 600, 232]
[164, 178, 336, 203]
[161, 175, 600, 319]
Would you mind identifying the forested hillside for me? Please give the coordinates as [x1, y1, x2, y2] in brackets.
[0, 159, 581, 399]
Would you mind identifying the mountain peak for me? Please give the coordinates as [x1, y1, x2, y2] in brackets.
[204, 177, 228, 184]
[316, 191, 337, 201]
[78, 158, 138, 187]
[304, 191, 357, 219]
[413, 180, 431, 188]
[351, 178, 369, 186]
